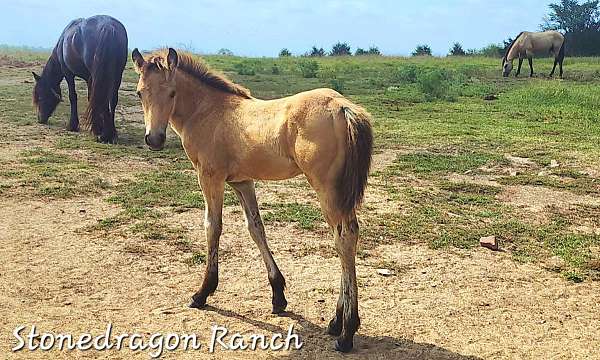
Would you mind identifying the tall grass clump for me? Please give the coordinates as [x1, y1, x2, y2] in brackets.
[298, 59, 319, 78]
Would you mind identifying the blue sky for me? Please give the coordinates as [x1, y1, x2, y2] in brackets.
[1, 0, 552, 56]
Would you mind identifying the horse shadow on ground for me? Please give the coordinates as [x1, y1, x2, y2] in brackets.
[204, 306, 481, 360]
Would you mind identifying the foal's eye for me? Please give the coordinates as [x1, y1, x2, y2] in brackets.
[136, 91, 142, 98]
[169, 90, 176, 98]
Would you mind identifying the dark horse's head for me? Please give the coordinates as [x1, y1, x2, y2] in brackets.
[32, 72, 61, 124]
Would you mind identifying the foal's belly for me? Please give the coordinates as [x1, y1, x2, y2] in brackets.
[229, 155, 302, 182]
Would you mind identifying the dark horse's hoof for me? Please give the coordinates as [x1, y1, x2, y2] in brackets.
[67, 126, 80, 132]
[334, 338, 353, 353]
[189, 299, 207, 309]
[97, 134, 117, 144]
[271, 303, 287, 315]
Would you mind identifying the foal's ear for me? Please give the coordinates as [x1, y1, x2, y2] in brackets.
[32, 72, 41, 82]
[167, 48, 179, 71]
[132, 48, 145, 74]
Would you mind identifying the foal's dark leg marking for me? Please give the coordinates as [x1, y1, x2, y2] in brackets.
[65, 74, 79, 132]
[528, 57, 534, 77]
[327, 279, 344, 337]
[229, 181, 288, 314]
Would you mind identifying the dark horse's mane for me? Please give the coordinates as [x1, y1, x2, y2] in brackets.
[503, 31, 525, 62]
[147, 49, 252, 99]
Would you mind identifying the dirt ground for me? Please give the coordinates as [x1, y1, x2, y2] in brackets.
[1, 68, 599, 360]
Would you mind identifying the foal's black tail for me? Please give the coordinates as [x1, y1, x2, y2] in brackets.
[83, 27, 119, 137]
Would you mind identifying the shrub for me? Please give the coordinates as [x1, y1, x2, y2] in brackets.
[479, 44, 504, 58]
[330, 78, 345, 94]
[279, 48, 292, 57]
[412, 44, 432, 56]
[234, 60, 256, 75]
[308, 46, 325, 57]
[449, 42, 466, 56]
[416, 69, 459, 101]
[298, 59, 319, 78]
[271, 64, 280, 75]
[330, 42, 352, 56]
[395, 64, 420, 83]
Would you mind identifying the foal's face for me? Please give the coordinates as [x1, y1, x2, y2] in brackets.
[132, 48, 179, 151]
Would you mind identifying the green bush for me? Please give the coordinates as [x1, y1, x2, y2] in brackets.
[330, 78, 345, 94]
[298, 59, 319, 78]
[234, 60, 257, 75]
[416, 69, 459, 101]
[271, 64, 280, 75]
[395, 64, 420, 83]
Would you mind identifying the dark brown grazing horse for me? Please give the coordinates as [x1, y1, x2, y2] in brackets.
[32, 15, 128, 143]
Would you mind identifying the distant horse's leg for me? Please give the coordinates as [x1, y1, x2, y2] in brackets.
[528, 57, 534, 77]
[550, 58, 558, 77]
[515, 58, 524, 77]
[190, 176, 225, 309]
[65, 74, 79, 132]
[107, 78, 122, 143]
[559, 58, 564, 78]
[229, 180, 288, 314]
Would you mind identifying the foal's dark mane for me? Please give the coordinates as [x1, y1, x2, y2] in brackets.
[148, 50, 252, 99]
[503, 31, 525, 62]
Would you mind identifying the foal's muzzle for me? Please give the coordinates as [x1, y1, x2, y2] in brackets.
[145, 132, 166, 151]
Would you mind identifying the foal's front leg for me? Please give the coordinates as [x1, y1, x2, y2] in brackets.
[229, 181, 288, 314]
[190, 176, 225, 309]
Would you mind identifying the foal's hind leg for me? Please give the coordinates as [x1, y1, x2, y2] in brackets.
[190, 176, 225, 309]
[312, 187, 360, 352]
[229, 181, 288, 314]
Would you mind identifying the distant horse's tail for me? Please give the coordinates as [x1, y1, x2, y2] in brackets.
[83, 26, 119, 137]
[336, 103, 373, 217]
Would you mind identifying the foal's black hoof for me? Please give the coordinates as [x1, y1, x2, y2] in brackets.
[334, 338, 353, 353]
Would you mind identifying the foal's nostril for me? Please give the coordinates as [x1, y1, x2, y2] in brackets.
[159, 133, 166, 143]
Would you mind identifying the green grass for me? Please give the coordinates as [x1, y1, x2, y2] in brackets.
[262, 202, 323, 230]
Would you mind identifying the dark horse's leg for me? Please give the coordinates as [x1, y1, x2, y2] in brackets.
[65, 74, 79, 132]
[229, 181, 288, 314]
[528, 57, 534, 77]
[515, 58, 524, 77]
[100, 83, 120, 144]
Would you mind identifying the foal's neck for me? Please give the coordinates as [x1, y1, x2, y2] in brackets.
[169, 72, 243, 135]
[42, 52, 63, 86]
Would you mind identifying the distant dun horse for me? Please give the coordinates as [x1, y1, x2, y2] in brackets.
[32, 15, 128, 143]
[132, 48, 373, 352]
[502, 30, 565, 78]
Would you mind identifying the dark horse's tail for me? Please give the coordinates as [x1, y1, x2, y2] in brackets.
[83, 26, 120, 138]
[336, 103, 373, 217]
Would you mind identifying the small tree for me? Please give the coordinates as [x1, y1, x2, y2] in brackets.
[355, 47, 367, 56]
[309, 46, 325, 57]
[330, 42, 352, 56]
[279, 48, 292, 57]
[412, 44, 432, 56]
[449, 42, 466, 56]
[368, 46, 382, 55]
[217, 48, 234, 56]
